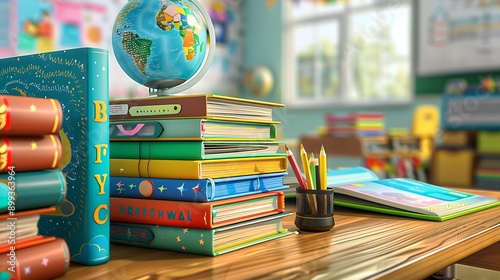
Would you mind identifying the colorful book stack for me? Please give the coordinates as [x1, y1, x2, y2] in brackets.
[325, 113, 385, 137]
[475, 156, 500, 190]
[108, 94, 292, 256]
[0, 47, 111, 266]
[475, 132, 500, 190]
[0, 95, 70, 279]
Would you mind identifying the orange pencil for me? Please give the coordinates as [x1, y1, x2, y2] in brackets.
[285, 145, 308, 189]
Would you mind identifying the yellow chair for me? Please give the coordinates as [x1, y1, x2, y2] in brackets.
[411, 105, 440, 161]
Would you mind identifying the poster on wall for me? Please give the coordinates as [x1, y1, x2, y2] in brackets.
[0, 0, 145, 99]
[418, 0, 500, 76]
[0, 0, 242, 98]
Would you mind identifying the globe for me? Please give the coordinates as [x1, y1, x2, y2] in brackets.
[112, 0, 215, 95]
[244, 65, 274, 97]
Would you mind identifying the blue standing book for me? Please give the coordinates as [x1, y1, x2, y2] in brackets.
[0, 47, 110, 265]
[110, 172, 288, 202]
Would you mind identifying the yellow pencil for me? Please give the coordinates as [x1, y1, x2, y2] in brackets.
[300, 144, 314, 189]
[320, 145, 327, 190]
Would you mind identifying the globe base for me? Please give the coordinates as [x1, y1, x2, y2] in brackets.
[145, 78, 186, 90]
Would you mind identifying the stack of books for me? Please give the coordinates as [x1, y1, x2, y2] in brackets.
[475, 156, 500, 190]
[108, 94, 292, 256]
[325, 112, 385, 137]
[0, 95, 70, 279]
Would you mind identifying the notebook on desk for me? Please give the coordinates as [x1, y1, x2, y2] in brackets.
[287, 167, 500, 221]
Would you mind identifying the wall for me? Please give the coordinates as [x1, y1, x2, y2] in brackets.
[242, 0, 442, 144]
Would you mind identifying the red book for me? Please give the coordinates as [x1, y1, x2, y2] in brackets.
[0, 238, 70, 280]
[110, 191, 285, 229]
[0, 95, 63, 136]
[0, 207, 57, 252]
[0, 135, 62, 173]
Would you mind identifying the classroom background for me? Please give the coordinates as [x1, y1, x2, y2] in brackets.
[2, 0, 499, 189]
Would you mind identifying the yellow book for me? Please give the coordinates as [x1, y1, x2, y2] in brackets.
[110, 156, 288, 179]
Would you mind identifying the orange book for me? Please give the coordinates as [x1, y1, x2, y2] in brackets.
[0, 238, 70, 280]
[0, 95, 63, 136]
[110, 191, 285, 229]
[0, 135, 61, 173]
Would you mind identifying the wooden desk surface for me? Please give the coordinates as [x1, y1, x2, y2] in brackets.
[59, 189, 500, 280]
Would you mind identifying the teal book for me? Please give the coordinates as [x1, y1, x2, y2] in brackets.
[0, 48, 110, 265]
[109, 119, 277, 141]
[110, 141, 284, 160]
[110, 212, 292, 256]
[317, 167, 500, 221]
[0, 170, 66, 214]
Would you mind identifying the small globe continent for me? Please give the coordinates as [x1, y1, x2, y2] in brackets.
[112, 0, 210, 90]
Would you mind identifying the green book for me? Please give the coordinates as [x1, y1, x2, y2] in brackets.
[110, 141, 285, 160]
[110, 119, 277, 141]
[110, 212, 292, 256]
[0, 170, 66, 214]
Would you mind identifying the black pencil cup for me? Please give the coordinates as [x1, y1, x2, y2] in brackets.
[295, 187, 335, 231]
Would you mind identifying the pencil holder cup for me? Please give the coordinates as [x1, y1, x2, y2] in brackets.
[295, 188, 335, 232]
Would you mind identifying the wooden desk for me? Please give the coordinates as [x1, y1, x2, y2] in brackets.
[59, 189, 500, 280]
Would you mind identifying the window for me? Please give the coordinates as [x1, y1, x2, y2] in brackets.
[284, 0, 413, 107]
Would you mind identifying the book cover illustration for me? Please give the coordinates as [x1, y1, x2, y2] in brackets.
[327, 167, 500, 221]
[0, 47, 110, 265]
[338, 178, 498, 216]
[110, 172, 288, 202]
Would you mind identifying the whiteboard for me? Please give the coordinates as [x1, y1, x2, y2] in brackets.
[418, 0, 500, 75]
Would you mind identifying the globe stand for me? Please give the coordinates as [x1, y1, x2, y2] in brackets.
[149, 87, 185, 96]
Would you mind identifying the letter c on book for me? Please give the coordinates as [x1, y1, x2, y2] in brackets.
[94, 204, 108, 225]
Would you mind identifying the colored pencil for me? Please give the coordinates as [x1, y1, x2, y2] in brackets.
[320, 145, 327, 190]
[285, 145, 308, 189]
[300, 144, 314, 190]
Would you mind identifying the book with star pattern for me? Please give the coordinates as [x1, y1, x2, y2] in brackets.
[110, 212, 292, 256]
[109, 172, 288, 202]
[0, 237, 70, 280]
[110, 191, 285, 229]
